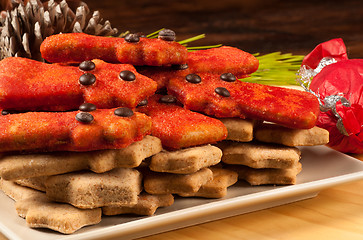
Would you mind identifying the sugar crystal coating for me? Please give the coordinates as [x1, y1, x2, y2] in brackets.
[168, 73, 320, 129]
[0, 57, 157, 111]
[41, 33, 188, 66]
[137, 94, 227, 149]
[0, 109, 152, 152]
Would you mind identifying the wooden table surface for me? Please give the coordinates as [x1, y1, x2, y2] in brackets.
[1, 0, 363, 239]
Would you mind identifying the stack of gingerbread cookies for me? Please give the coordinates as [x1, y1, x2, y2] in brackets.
[0, 30, 329, 234]
[219, 119, 329, 185]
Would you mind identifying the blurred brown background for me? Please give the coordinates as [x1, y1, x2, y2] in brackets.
[85, 0, 363, 58]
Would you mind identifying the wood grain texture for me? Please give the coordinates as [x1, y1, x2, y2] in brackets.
[136, 179, 363, 240]
[85, 0, 363, 58]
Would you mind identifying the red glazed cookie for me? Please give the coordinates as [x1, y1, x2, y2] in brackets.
[0, 57, 157, 111]
[167, 73, 320, 129]
[137, 46, 259, 90]
[187, 46, 259, 77]
[137, 65, 185, 90]
[0, 108, 151, 152]
[137, 94, 227, 149]
[40, 33, 188, 66]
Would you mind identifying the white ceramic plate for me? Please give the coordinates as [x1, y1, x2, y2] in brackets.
[1, 145, 363, 240]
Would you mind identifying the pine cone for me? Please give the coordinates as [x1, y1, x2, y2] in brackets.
[0, 0, 118, 61]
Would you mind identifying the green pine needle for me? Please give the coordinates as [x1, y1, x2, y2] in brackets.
[116, 31, 130, 38]
[187, 44, 223, 51]
[241, 52, 304, 85]
[178, 34, 223, 51]
[174, 33, 304, 86]
[147, 29, 164, 38]
[178, 34, 205, 46]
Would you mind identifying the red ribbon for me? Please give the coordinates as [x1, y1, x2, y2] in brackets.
[302, 38, 363, 153]
[302, 38, 348, 69]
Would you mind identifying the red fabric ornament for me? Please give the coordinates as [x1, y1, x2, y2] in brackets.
[301, 38, 363, 153]
[302, 38, 348, 68]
